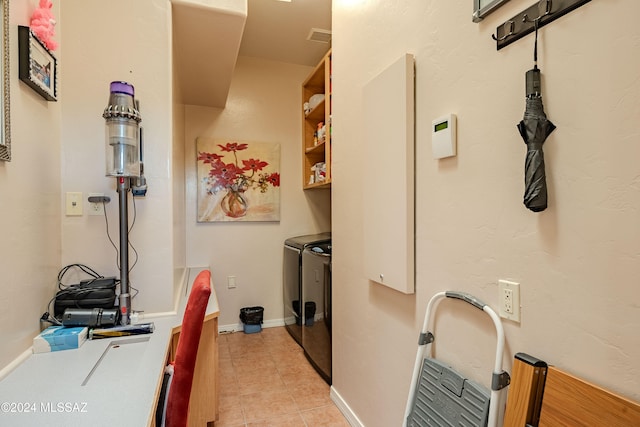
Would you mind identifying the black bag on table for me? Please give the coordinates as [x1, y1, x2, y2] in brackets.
[53, 277, 117, 318]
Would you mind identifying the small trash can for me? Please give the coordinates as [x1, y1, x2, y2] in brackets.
[292, 300, 302, 325]
[239, 306, 264, 334]
[305, 302, 316, 326]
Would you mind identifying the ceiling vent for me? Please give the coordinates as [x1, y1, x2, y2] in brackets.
[307, 28, 332, 43]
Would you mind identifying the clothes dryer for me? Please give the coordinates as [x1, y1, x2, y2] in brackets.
[283, 233, 330, 346]
[302, 243, 332, 383]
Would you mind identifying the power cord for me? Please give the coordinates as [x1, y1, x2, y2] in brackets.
[100, 192, 140, 300]
[42, 187, 144, 329]
[41, 263, 120, 327]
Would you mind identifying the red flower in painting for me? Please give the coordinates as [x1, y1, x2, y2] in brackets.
[242, 158, 269, 172]
[209, 161, 241, 188]
[218, 142, 248, 152]
[197, 152, 223, 164]
[198, 142, 279, 196]
[265, 173, 280, 187]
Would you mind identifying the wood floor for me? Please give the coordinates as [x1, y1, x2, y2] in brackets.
[215, 326, 349, 426]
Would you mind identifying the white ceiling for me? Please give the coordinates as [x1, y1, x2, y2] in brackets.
[239, 0, 332, 67]
[172, 0, 331, 108]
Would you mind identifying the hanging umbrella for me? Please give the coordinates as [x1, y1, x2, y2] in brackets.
[517, 20, 555, 212]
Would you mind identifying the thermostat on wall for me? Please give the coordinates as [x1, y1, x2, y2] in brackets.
[431, 114, 457, 159]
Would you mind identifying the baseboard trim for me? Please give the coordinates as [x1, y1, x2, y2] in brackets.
[330, 386, 364, 427]
[0, 348, 32, 382]
[218, 318, 285, 334]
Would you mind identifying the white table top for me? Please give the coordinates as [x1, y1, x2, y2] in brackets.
[0, 267, 219, 427]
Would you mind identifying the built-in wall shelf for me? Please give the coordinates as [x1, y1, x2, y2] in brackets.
[302, 50, 332, 189]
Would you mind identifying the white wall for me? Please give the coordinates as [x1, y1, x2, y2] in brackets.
[0, 0, 62, 370]
[332, 1, 640, 426]
[172, 19, 187, 301]
[59, 0, 177, 314]
[173, 104, 187, 299]
[184, 56, 331, 327]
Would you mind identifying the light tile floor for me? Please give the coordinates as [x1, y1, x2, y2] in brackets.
[215, 326, 350, 427]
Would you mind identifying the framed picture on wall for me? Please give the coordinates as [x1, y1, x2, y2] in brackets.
[473, 0, 511, 22]
[196, 138, 281, 222]
[18, 25, 57, 102]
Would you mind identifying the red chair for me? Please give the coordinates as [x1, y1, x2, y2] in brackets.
[164, 270, 212, 427]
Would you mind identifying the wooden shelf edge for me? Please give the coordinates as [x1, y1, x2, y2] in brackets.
[305, 99, 326, 121]
[305, 141, 327, 154]
[303, 180, 331, 190]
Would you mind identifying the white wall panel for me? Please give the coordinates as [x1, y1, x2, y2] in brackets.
[362, 53, 415, 294]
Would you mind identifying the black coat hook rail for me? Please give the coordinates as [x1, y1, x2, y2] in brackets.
[493, 0, 592, 50]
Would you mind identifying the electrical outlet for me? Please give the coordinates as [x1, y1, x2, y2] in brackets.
[227, 275, 236, 289]
[88, 193, 106, 216]
[503, 288, 513, 313]
[499, 280, 521, 322]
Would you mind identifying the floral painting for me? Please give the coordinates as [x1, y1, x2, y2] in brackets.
[196, 138, 281, 222]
